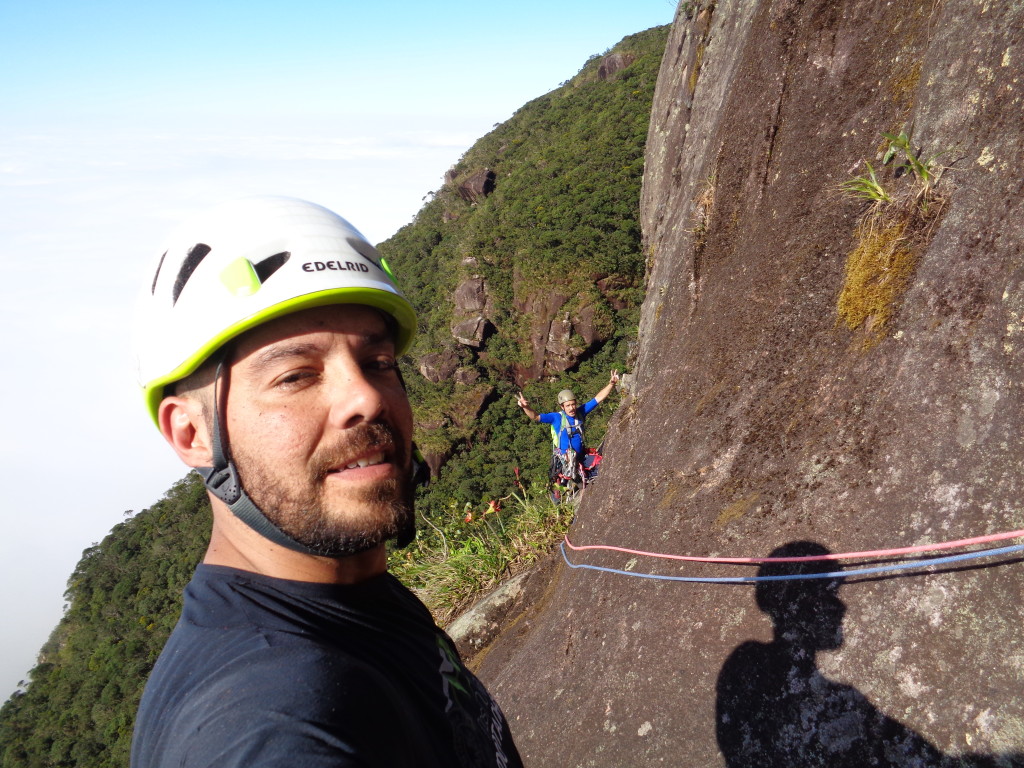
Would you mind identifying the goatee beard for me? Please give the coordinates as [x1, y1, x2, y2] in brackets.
[233, 422, 415, 557]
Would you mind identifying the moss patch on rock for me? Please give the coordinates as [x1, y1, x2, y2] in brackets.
[837, 207, 917, 342]
[838, 176, 947, 347]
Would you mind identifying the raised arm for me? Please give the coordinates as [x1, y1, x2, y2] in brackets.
[516, 392, 541, 422]
[593, 369, 620, 405]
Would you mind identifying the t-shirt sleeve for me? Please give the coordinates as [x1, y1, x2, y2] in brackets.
[537, 411, 559, 425]
[581, 399, 599, 416]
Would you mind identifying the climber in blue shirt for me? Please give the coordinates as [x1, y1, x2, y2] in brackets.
[516, 370, 619, 489]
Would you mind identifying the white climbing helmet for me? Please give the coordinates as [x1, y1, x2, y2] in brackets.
[133, 196, 417, 424]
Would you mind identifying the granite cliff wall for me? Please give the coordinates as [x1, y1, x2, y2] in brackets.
[476, 1, 1024, 765]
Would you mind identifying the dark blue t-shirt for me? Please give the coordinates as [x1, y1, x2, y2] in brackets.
[131, 565, 522, 768]
[539, 398, 598, 453]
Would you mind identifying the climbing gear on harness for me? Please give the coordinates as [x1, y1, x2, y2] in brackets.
[550, 447, 582, 503]
[550, 446, 581, 484]
[549, 411, 585, 486]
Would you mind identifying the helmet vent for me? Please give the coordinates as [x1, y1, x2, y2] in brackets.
[172, 243, 212, 305]
[346, 237, 381, 267]
[254, 251, 290, 283]
[151, 251, 168, 295]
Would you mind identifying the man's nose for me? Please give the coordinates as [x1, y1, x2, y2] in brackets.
[327, 367, 386, 429]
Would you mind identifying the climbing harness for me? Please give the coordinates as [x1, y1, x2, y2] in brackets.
[550, 447, 582, 502]
[549, 412, 583, 454]
[549, 412, 587, 499]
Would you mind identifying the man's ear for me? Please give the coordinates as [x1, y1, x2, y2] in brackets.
[157, 396, 213, 468]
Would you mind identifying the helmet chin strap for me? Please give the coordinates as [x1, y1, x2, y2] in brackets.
[196, 353, 329, 556]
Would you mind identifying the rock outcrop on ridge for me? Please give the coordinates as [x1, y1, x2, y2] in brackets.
[475, 1, 1024, 765]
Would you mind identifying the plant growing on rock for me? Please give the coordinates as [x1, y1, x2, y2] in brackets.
[840, 161, 891, 203]
[838, 130, 949, 346]
[882, 128, 932, 186]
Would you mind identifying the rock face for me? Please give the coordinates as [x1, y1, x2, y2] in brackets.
[454, 167, 496, 204]
[418, 350, 459, 383]
[451, 275, 493, 347]
[598, 52, 637, 80]
[511, 289, 614, 383]
[476, 1, 1024, 766]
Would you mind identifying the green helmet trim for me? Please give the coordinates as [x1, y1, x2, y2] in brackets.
[142, 285, 416, 425]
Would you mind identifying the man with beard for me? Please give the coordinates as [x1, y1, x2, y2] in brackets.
[130, 197, 522, 768]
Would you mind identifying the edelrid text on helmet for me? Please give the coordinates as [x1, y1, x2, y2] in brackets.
[133, 196, 417, 424]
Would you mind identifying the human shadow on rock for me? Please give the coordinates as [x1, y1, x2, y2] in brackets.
[715, 541, 1022, 768]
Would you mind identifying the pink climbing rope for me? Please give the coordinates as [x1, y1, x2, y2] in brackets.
[563, 528, 1024, 564]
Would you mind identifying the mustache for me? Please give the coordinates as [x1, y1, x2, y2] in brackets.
[308, 422, 403, 481]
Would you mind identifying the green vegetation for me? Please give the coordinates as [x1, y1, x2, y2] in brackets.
[840, 161, 891, 203]
[881, 126, 944, 194]
[838, 129, 949, 345]
[389, 484, 575, 625]
[0, 26, 669, 766]
[382, 25, 668, 517]
[0, 476, 210, 768]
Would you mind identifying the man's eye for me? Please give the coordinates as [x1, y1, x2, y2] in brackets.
[275, 370, 316, 387]
[366, 358, 399, 372]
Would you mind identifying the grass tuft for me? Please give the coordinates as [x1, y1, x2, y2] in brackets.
[840, 161, 891, 203]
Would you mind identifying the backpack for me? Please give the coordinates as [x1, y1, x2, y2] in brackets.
[580, 448, 603, 480]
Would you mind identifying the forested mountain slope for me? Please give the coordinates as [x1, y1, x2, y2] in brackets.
[0, 27, 669, 767]
[0, 477, 209, 767]
[380, 25, 668, 511]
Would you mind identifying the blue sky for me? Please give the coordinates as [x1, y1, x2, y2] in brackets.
[0, 0, 677, 701]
